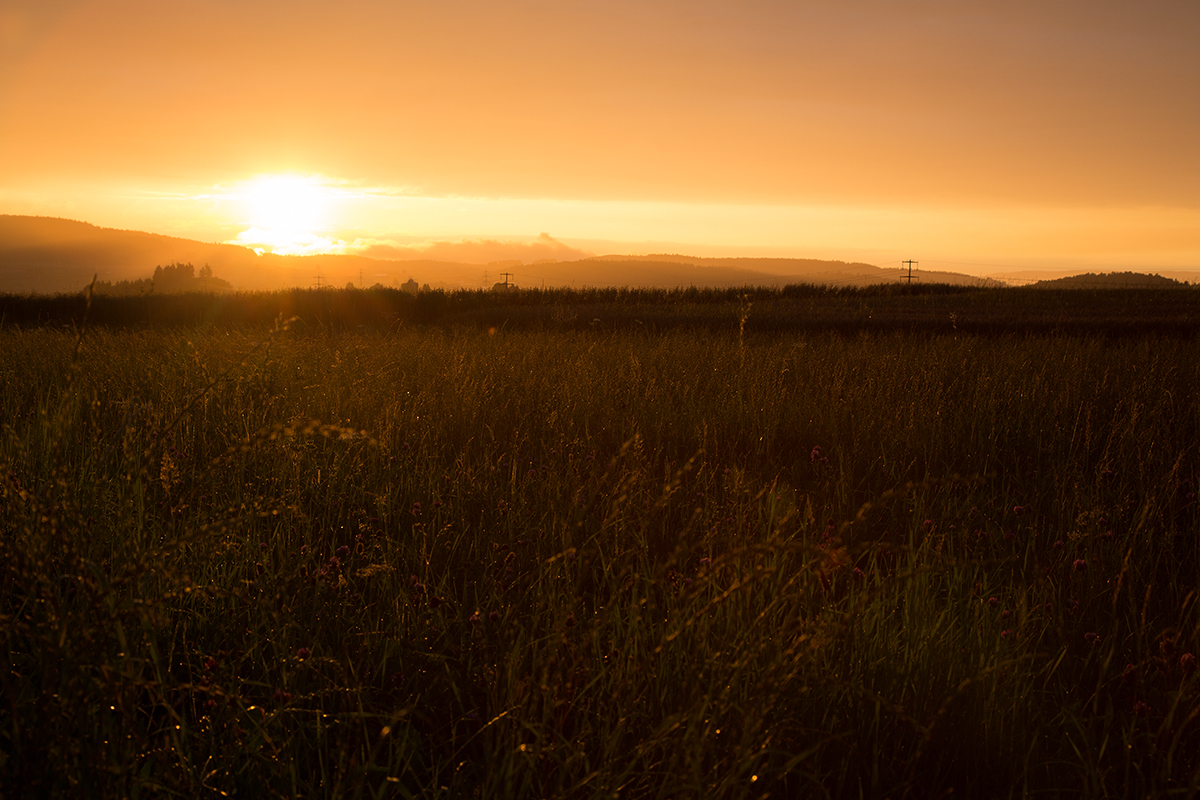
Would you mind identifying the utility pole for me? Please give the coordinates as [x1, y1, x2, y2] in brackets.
[902, 260, 917, 284]
[500, 271, 514, 288]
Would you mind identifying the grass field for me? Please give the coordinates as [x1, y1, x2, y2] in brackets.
[2, 286, 1199, 797]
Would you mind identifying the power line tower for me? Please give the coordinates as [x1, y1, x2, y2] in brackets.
[313, 274, 325, 290]
[902, 260, 918, 284]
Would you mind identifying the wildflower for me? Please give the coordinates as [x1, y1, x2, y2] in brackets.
[203, 656, 218, 672]
[699, 557, 711, 568]
[968, 506, 979, 520]
[1182, 653, 1197, 674]
[810, 445, 822, 462]
[296, 647, 311, 659]
[273, 689, 292, 704]
[300, 544, 308, 555]
[1073, 559, 1086, 572]
[1000, 629, 1013, 639]
[1084, 632, 1099, 644]
[1053, 540, 1064, 550]
[1122, 664, 1136, 682]
[852, 567, 865, 580]
[922, 519, 933, 532]
[488, 611, 501, 623]
[336, 545, 350, 558]
[260, 541, 269, 551]
[1013, 505, 1026, 516]
[1001, 609, 1011, 620]
[411, 502, 421, 516]
[469, 611, 481, 625]
[1134, 700, 1148, 716]
[987, 596, 999, 608]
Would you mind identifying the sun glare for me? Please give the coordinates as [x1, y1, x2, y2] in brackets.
[230, 174, 341, 255]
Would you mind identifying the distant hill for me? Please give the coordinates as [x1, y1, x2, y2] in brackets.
[503, 257, 993, 289]
[0, 214, 992, 293]
[1031, 272, 1192, 289]
[582, 254, 1002, 288]
[0, 216, 439, 293]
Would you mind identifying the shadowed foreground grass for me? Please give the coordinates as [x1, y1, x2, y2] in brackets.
[2, 322, 1199, 797]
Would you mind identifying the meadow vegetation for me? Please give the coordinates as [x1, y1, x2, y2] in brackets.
[2, 286, 1199, 797]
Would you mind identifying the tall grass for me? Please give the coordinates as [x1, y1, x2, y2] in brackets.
[2, 284, 1198, 337]
[2, 322, 1198, 797]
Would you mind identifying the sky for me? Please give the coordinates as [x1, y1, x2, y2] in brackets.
[1, 0, 1197, 277]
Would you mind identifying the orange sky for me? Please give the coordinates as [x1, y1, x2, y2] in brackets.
[1, 0, 1197, 275]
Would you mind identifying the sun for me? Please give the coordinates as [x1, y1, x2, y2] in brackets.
[242, 174, 332, 233]
[228, 174, 344, 255]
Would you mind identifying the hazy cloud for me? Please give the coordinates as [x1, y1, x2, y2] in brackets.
[230, 227, 346, 257]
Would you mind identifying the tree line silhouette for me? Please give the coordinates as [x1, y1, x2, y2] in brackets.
[91, 262, 233, 296]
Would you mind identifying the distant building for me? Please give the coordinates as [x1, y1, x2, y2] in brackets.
[401, 278, 419, 295]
